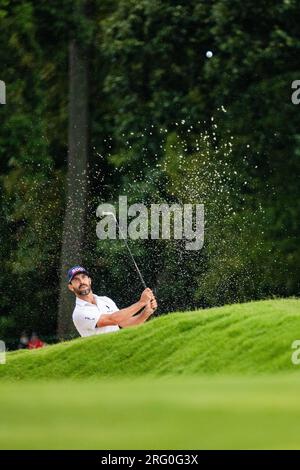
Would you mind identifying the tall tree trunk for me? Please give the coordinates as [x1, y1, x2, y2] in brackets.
[57, 40, 88, 339]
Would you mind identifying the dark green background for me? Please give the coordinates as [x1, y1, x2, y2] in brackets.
[0, 0, 299, 347]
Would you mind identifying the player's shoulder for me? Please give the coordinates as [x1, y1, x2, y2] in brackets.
[95, 295, 118, 310]
[95, 294, 113, 303]
[72, 299, 88, 318]
[72, 305, 82, 319]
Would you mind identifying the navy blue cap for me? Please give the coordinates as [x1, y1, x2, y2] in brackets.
[67, 266, 89, 283]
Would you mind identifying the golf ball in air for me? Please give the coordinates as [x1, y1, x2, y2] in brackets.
[206, 51, 213, 58]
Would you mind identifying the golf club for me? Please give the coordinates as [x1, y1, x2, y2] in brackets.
[102, 210, 157, 314]
[102, 211, 148, 290]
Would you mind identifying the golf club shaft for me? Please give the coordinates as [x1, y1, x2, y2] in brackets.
[103, 211, 156, 312]
[117, 221, 157, 313]
[114, 217, 147, 290]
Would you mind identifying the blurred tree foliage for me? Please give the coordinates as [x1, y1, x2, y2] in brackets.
[0, 0, 299, 347]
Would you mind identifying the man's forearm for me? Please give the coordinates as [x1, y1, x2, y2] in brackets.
[110, 300, 146, 325]
[119, 308, 151, 328]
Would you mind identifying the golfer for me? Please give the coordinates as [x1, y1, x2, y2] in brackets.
[68, 266, 157, 337]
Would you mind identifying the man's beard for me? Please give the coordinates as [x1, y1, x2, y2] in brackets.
[77, 285, 91, 296]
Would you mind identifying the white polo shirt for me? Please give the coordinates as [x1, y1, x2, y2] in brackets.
[72, 294, 120, 337]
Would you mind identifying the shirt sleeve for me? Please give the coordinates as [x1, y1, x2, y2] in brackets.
[73, 309, 102, 335]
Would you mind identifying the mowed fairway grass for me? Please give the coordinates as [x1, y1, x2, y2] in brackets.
[1, 376, 300, 449]
[1, 298, 300, 449]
